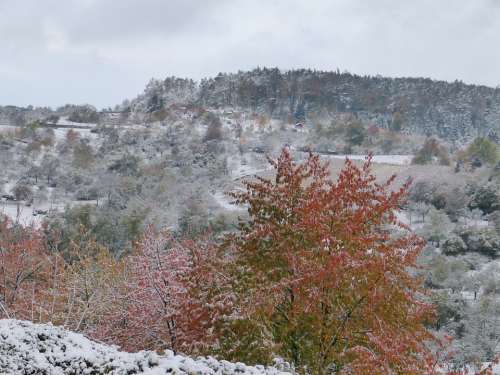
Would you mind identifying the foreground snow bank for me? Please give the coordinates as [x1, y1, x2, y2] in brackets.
[0, 319, 294, 375]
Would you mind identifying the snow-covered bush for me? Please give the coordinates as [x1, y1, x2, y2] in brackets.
[442, 235, 467, 256]
[0, 319, 294, 375]
[458, 228, 500, 257]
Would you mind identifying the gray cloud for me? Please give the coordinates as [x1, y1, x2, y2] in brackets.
[0, 0, 498, 108]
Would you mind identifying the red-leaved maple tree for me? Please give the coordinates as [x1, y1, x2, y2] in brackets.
[225, 148, 440, 374]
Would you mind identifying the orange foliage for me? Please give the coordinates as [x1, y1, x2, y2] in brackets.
[1, 149, 494, 373]
[0, 220, 127, 339]
[226, 148, 440, 374]
[0, 218, 62, 322]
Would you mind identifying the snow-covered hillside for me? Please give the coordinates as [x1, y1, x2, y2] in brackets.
[0, 319, 294, 375]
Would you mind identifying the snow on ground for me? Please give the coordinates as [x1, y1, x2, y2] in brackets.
[329, 154, 413, 165]
[229, 154, 272, 180]
[0, 124, 18, 132]
[394, 210, 411, 226]
[0, 123, 98, 142]
[0, 180, 49, 226]
[0, 319, 294, 375]
[0, 199, 95, 228]
[52, 127, 98, 141]
[211, 191, 244, 211]
[0, 201, 40, 227]
[231, 163, 270, 180]
[56, 118, 97, 128]
[211, 190, 248, 211]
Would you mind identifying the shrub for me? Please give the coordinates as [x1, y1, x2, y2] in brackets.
[464, 137, 498, 166]
[344, 118, 366, 146]
[468, 184, 500, 215]
[68, 105, 99, 123]
[458, 228, 500, 257]
[442, 235, 467, 256]
[412, 138, 450, 165]
[203, 113, 223, 142]
[12, 183, 33, 201]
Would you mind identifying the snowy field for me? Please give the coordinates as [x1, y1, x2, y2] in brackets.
[0, 201, 41, 227]
[52, 127, 98, 141]
[228, 154, 272, 180]
[211, 191, 242, 211]
[231, 163, 272, 180]
[0, 124, 21, 134]
[211, 190, 248, 211]
[55, 118, 96, 128]
[329, 154, 413, 165]
[0, 120, 98, 142]
[0, 199, 96, 228]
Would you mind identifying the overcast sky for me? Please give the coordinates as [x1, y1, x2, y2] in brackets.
[0, 0, 499, 108]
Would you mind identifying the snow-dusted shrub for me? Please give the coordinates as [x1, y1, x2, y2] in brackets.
[458, 228, 500, 257]
[0, 319, 294, 375]
[442, 235, 467, 256]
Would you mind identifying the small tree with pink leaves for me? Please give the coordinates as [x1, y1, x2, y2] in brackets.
[96, 226, 231, 354]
